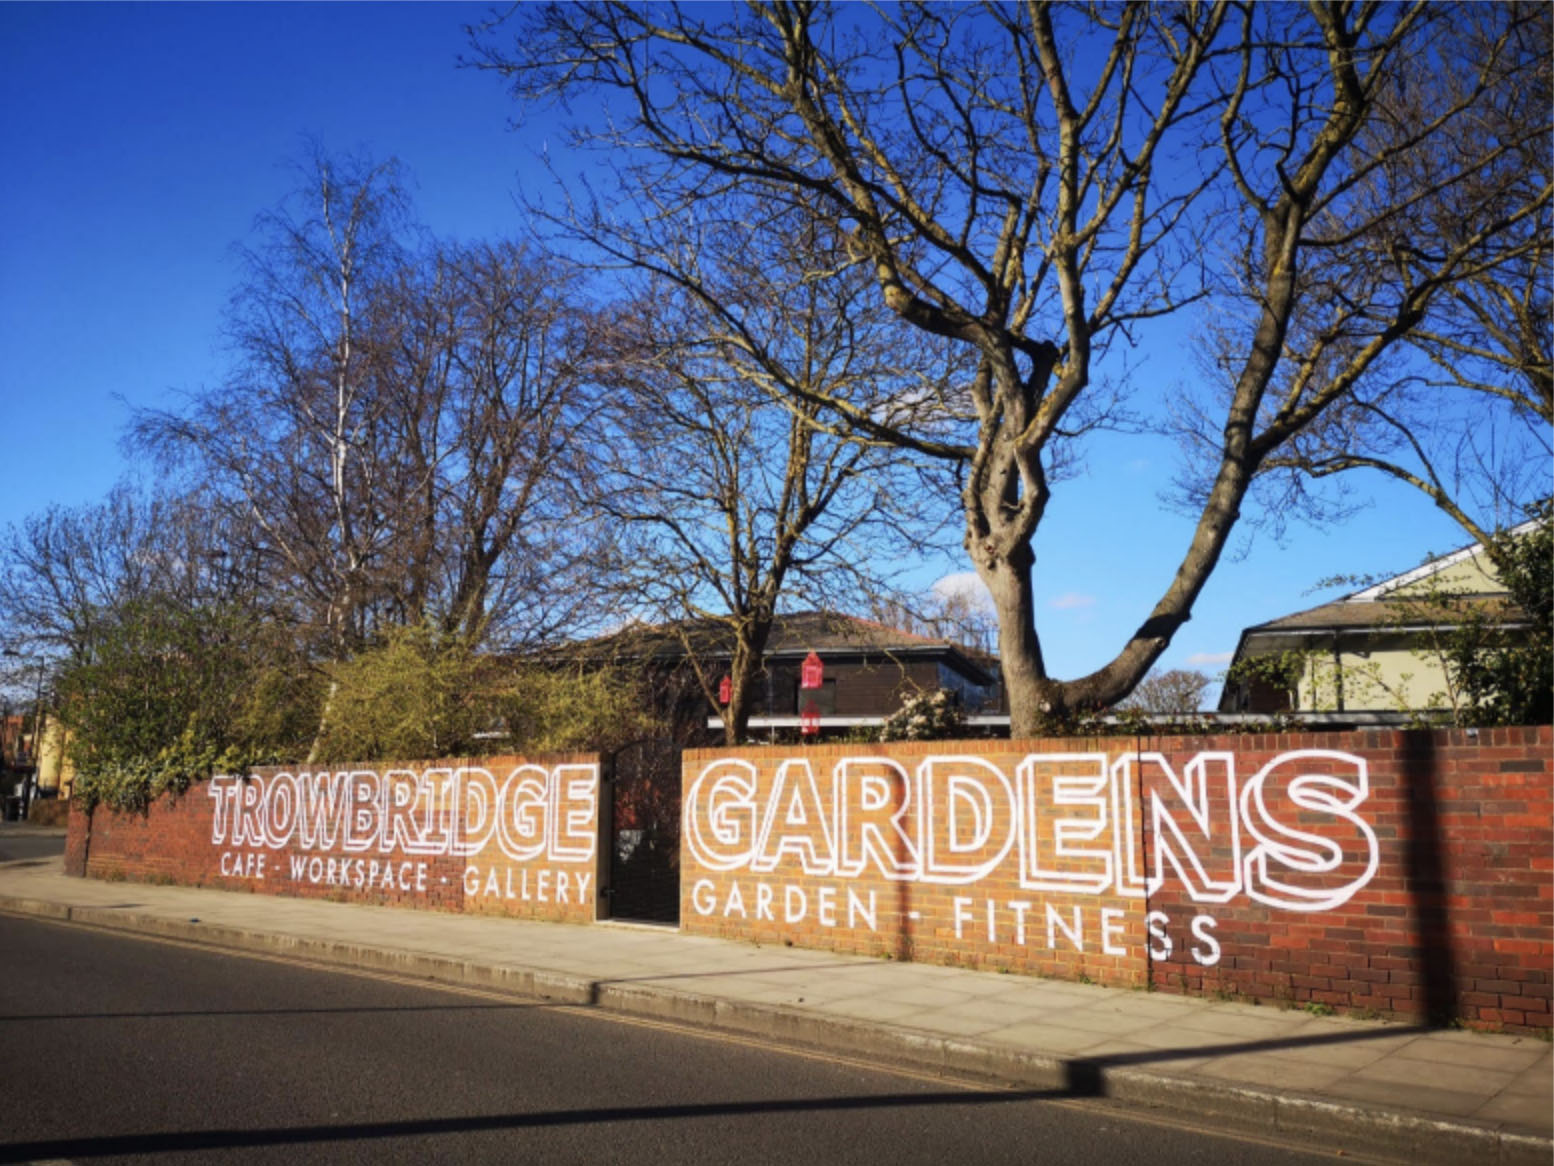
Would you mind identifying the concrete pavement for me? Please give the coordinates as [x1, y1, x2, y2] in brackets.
[1, 840, 1547, 1166]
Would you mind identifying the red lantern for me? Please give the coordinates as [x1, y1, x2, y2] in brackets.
[800, 651, 824, 690]
[718, 675, 732, 704]
[800, 699, 821, 736]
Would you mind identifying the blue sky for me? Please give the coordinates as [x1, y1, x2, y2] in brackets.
[0, 2, 1482, 692]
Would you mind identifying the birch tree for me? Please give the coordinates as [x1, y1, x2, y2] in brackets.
[136, 147, 412, 663]
[134, 149, 606, 755]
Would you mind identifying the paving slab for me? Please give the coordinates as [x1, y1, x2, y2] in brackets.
[1341, 1076, 1501, 1119]
[1478, 1091, 1554, 1128]
[1195, 1054, 1351, 1092]
[0, 853, 1548, 1166]
[937, 997, 1057, 1026]
[1396, 1035, 1550, 1072]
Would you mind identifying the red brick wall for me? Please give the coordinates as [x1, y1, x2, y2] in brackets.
[681, 728, 1552, 1033]
[64, 754, 603, 924]
[681, 738, 1145, 987]
[25, 798, 69, 828]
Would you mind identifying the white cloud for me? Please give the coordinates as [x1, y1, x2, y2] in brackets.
[1186, 651, 1234, 667]
[931, 571, 996, 613]
[1049, 592, 1096, 610]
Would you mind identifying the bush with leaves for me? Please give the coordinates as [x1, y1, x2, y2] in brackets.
[496, 664, 657, 755]
[1444, 507, 1552, 727]
[313, 624, 659, 763]
[311, 625, 492, 763]
[62, 598, 315, 812]
[878, 689, 966, 743]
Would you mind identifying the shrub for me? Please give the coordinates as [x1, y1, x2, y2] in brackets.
[62, 598, 305, 812]
[312, 625, 659, 762]
[878, 688, 965, 742]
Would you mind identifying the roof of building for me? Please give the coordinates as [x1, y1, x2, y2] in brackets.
[1216, 524, 1539, 713]
[1232, 519, 1549, 644]
[557, 610, 997, 683]
[1241, 593, 1525, 636]
[1348, 516, 1540, 600]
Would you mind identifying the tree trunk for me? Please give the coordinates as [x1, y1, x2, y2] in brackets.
[723, 671, 750, 747]
[721, 618, 775, 746]
[976, 542, 1054, 738]
[306, 677, 339, 765]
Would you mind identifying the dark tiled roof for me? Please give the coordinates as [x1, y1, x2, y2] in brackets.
[558, 610, 992, 679]
[1245, 594, 1525, 636]
[765, 611, 948, 653]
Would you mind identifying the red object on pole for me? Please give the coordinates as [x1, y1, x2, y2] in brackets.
[718, 675, 732, 704]
[800, 700, 821, 736]
[800, 651, 824, 689]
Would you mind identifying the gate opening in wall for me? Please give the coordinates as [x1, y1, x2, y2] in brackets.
[604, 738, 682, 925]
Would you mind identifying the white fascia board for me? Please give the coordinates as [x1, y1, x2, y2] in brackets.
[1350, 517, 1540, 601]
[710, 711, 1430, 731]
[1242, 619, 1529, 641]
[707, 715, 881, 730]
[707, 713, 1010, 730]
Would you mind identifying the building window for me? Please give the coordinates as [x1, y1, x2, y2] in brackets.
[937, 663, 992, 711]
[801, 678, 837, 715]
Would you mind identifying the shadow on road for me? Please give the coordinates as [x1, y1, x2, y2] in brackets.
[0, 1089, 1072, 1161]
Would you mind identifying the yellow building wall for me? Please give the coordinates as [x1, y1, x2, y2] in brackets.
[1297, 643, 1456, 715]
[1272, 534, 1527, 716]
[1389, 552, 1503, 598]
[36, 716, 74, 797]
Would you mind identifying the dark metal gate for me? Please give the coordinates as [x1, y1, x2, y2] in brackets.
[604, 738, 682, 925]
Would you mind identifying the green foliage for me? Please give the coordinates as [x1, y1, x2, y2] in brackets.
[1443, 507, 1552, 727]
[230, 662, 326, 756]
[313, 624, 657, 762]
[63, 598, 309, 813]
[1223, 650, 1307, 713]
[68, 605, 658, 797]
[74, 739, 260, 816]
[496, 664, 656, 754]
[879, 688, 966, 742]
[312, 625, 491, 763]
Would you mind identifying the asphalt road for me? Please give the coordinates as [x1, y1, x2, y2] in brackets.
[0, 825, 65, 863]
[0, 913, 1364, 1166]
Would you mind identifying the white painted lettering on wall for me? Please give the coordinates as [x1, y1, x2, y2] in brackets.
[686, 876, 1226, 965]
[685, 749, 1378, 913]
[206, 765, 597, 899]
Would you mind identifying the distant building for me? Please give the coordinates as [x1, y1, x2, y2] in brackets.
[0, 714, 29, 769]
[1, 712, 72, 800]
[559, 610, 1001, 743]
[1218, 525, 1537, 719]
[36, 715, 73, 798]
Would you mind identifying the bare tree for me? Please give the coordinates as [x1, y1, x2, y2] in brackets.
[135, 149, 605, 755]
[0, 484, 245, 667]
[135, 146, 413, 665]
[868, 581, 1000, 656]
[475, 1, 1548, 733]
[589, 211, 952, 743]
[1232, 3, 1553, 545]
[1118, 668, 1212, 716]
[0, 482, 306, 768]
[375, 238, 602, 648]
